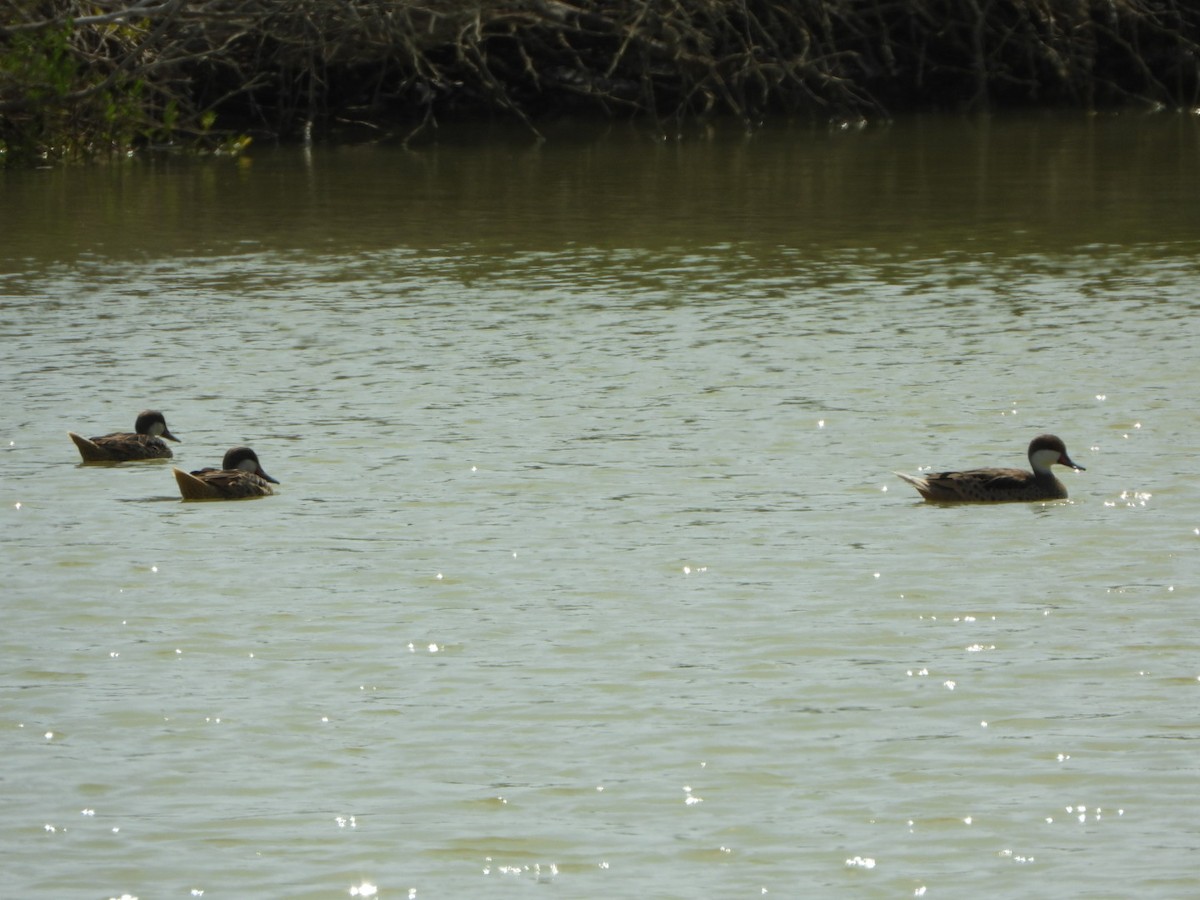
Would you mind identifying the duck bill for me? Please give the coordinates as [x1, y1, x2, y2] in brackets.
[162, 429, 181, 443]
[1061, 454, 1085, 471]
[258, 467, 280, 484]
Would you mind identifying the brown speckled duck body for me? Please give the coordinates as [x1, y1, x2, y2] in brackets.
[895, 434, 1085, 503]
[173, 446, 279, 500]
[69, 410, 180, 462]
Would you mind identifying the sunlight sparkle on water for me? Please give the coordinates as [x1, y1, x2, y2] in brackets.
[1060, 803, 1120, 823]
[487, 862, 557, 880]
[999, 849, 1035, 863]
[348, 882, 377, 897]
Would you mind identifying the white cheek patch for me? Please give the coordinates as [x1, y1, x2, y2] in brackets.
[1030, 448, 1062, 471]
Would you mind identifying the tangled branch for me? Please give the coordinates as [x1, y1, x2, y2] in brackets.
[2, 0, 1198, 161]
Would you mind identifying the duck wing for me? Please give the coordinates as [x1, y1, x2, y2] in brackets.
[906, 467, 1030, 503]
[175, 467, 274, 500]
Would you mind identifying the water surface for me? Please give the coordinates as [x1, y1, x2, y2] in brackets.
[3, 113, 1199, 898]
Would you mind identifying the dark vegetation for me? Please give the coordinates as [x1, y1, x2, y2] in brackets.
[2, 0, 1199, 162]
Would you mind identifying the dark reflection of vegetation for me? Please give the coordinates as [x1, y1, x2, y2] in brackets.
[2, 1, 1198, 163]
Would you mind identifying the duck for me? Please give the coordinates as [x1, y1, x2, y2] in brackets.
[895, 434, 1085, 503]
[69, 410, 181, 462]
[173, 446, 279, 500]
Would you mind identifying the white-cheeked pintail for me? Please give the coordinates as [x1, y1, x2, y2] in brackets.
[69, 410, 180, 462]
[174, 446, 279, 500]
[895, 434, 1085, 503]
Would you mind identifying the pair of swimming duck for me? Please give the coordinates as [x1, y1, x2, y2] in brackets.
[68, 410, 279, 500]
